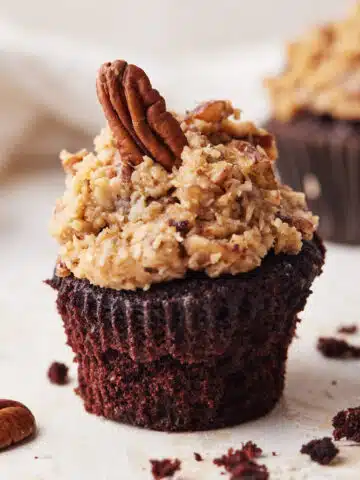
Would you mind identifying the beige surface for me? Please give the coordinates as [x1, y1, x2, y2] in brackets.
[2, 168, 360, 480]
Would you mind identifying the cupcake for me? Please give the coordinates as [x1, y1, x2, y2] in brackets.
[265, 4, 360, 244]
[47, 59, 325, 432]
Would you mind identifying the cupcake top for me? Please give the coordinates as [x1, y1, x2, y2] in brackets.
[50, 60, 318, 291]
[266, 4, 360, 122]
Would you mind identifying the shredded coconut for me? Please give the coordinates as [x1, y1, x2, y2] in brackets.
[265, 4, 360, 121]
[50, 107, 318, 290]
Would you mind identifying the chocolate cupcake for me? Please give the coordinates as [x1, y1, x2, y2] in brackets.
[47, 60, 324, 432]
[265, 5, 360, 244]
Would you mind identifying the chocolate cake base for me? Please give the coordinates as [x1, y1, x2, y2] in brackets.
[47, 236, 324, 432]
[266, 114, 360, 244]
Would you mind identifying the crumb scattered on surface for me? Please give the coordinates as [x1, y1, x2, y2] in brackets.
[213, 444, 268, 479]
[301, 437, 339, 465]
[47, 362, 69, 385]
[338, 324, 358, 335]
[317, 337, 360, 359]
[331, 380, 337, 386]
[272, 452, 277, 456]
[194, 452, 203, 462]
[241, 441, 263, 459]
[150, 458, 181, 479]
[333, 407, 360, 443]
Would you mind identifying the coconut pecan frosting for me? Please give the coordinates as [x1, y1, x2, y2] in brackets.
[265, 4, 360, 121]
[50, 60, 318, 291]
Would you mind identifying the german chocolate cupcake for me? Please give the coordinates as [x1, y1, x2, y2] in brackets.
[47, 60, 325, 432]
[265, 5, 360, 244]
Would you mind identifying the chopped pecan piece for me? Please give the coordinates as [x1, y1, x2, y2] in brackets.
[96, 60, 188, 171]
[232, 140, 277, 189]
[223, 121, 277, 161]
[187, 100, 236, 123]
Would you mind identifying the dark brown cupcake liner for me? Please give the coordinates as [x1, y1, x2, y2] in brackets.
[47, 236, 324, 431]
[266, 115, 360, 244]
[74, 332, 293, 431]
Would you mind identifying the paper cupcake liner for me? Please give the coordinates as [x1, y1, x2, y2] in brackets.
[47, 236, 324, 431]
[266, 115, 360, 244]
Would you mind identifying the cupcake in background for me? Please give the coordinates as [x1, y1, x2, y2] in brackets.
[47, 60, 324, 432]
[265, 4, 360, 244]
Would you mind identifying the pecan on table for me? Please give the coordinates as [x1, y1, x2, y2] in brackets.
[96, 60, 188, 171]
[0, 399, 36, 450]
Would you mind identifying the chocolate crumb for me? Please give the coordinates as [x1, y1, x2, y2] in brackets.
[214, 449, 248, 471]
[333, 407, 360, 443]
[47, 362, 69, 385]
[168, 219, 190, 234]
[331, 380, 337, 386]
[272, 452, 277, 456]
[338, 325, 358, 335]
[214, 446, 268, 479]
[317, 337, 360, 359]
[194, 452, 203, 462]
[241, 441, 263, 459]
[229, 462, 269, 479]
[301, 437, 339, 465]
[150, 458, 181, 479]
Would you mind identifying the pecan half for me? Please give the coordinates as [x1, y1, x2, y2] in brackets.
[96, 60, 188, 171]
[0, 400, 36, 450]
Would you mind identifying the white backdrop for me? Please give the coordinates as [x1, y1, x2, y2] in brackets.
[1, 0, 355, 58]
[0, 0, 356, 173]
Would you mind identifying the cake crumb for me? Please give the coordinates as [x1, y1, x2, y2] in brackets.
[47, 362, 69, 385]
[331, 380, 337, 386]
[338, 324, 358, 335]
[272, 452, 277, 456]
[301, 437, 339, 465]
[150, 458, 181, 479]
[241, 441, 263, 459]
[317, 337, 360, 359]
[194, 452, 203, 462]
[333, 407, 360, 442]
[214, 445, 268, 479]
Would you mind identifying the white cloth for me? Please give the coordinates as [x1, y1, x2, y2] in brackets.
[0, 19, 282, 175]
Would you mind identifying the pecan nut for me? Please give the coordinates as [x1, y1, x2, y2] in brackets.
[186, 100, 277, 161]
[0, 400, 36, 450]
[186, 100, 236, 123]
[223, 121, 277, 161]
[96, 60, 188, 171]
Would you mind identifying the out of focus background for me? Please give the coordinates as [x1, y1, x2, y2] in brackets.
[1, 0, 354, 55]
[0, 0, 355, 177]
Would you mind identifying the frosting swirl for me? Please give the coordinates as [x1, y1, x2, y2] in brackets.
[266, 4, 360, 121]
[51, 104, 318, 290]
